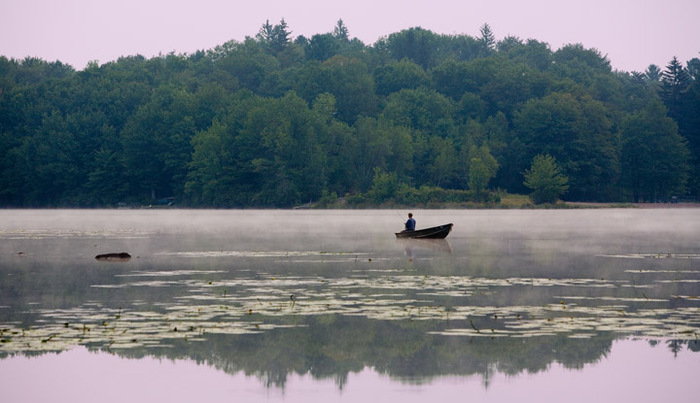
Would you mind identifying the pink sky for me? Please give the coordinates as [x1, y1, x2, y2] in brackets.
[2, 0, 699, 72]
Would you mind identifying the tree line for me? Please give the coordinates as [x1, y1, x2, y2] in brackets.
[0, 20, 698, 207]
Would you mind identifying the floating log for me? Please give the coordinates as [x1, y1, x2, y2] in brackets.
[95, 252, 131, 262]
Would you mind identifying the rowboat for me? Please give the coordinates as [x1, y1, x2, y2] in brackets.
[395, 223, 453, 239]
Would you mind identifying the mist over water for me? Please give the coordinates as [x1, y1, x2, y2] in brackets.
[3, 208, 696, 258]
[1, 209, 699, 401]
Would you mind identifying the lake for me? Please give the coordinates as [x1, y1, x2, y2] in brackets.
[1, 209, 698, 402]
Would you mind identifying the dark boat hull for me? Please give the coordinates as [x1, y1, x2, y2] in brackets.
[395, 223, 453, 239]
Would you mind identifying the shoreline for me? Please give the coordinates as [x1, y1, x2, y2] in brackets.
[566, 202, 700, 209]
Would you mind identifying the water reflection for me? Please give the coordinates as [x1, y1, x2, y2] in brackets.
[1, 339, 696, 403]
[399, 238, 452, 261]
[0, 209, 699, 396]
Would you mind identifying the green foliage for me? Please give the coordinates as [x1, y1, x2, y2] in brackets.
[382, 87, 454, 132]
[316, 189, 338, 207]
[551, 44, 612, 85]
[367, 168, 399, 203]
[468, 158, 490, 197]
[524, 154, 569, 204]
[467, 144, 498, 198]
[620, 99, 690, 202]
[0, 21, 697, 207]
[513, 92, 620, 201]
[306, 34, 341, 61]
[373, 59, 429, 96]
[185, 120, 231, 205]
[384, 27, 440, 69]
[397, 185, 474, 205]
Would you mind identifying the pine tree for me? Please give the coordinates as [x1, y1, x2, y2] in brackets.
[661, 57, 691, 104]
[333, 19, 349, 41]
[479, 23, 496, 56]
[257, 19, 291, 53]
[645, 64, 662, 82]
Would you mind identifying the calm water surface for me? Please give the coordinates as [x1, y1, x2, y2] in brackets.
[1, 209, 699, 402]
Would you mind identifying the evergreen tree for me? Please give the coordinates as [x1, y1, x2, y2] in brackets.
[257, 20, 275, 42]
[659, 57, 697, 198]
[645, 64, 662, 82]
[479, 23, 496, 56]
[257, 19, 291, 53]
[271, 19, 292, 53]
[661, 56, 691, 106]
[333, 19, 349, 41]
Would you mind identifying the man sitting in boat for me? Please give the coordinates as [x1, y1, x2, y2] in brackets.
[404, 213, 416, 231]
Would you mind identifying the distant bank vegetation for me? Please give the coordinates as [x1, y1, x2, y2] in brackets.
[1, 20, 698, 207]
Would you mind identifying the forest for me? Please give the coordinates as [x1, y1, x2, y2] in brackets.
[1, 20, 698, 207]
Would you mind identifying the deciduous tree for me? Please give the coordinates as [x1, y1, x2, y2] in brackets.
[620, 99, 690, 202]
[524, 154, 569, 204]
